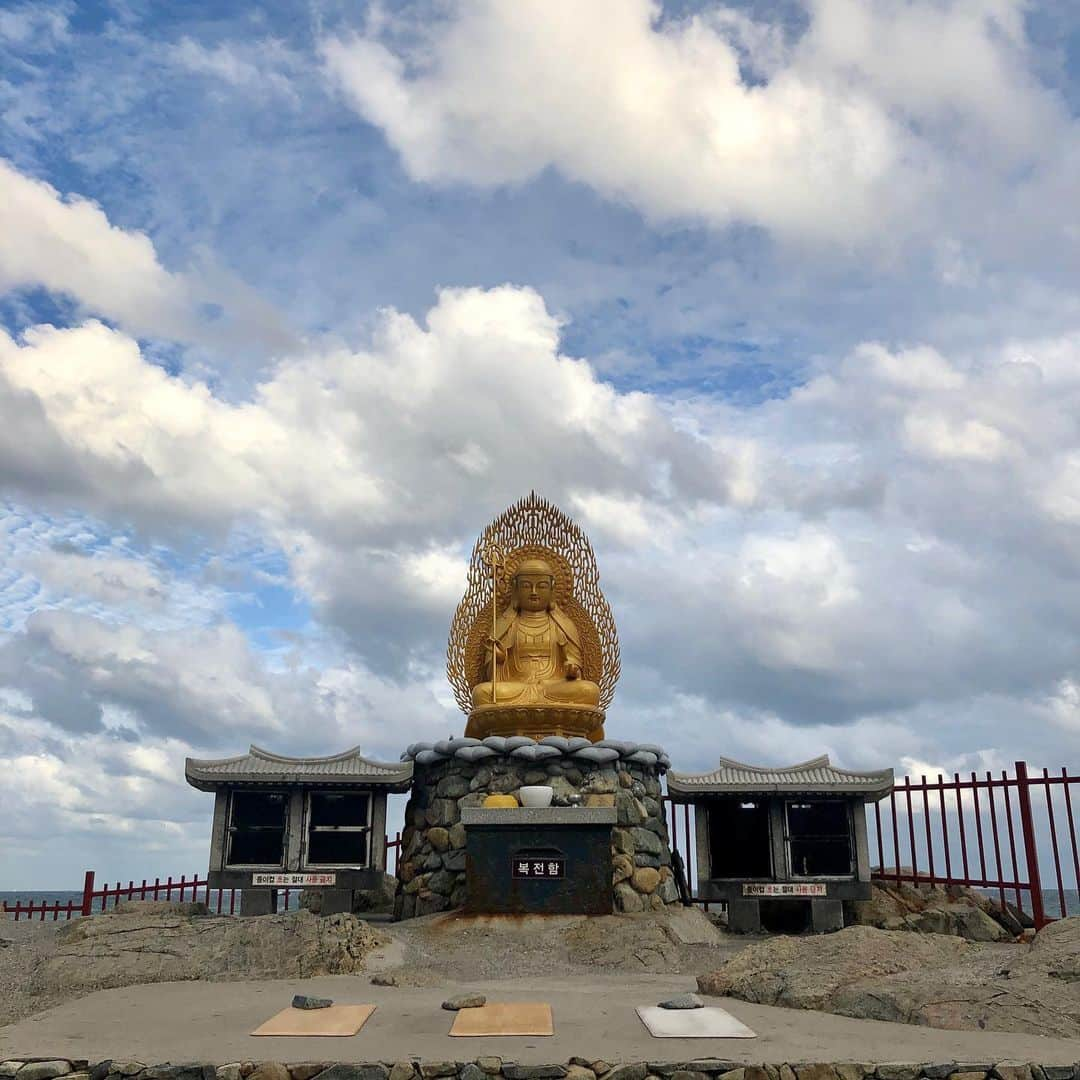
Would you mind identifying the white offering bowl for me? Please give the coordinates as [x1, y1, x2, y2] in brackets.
[518, 785, 554, 808]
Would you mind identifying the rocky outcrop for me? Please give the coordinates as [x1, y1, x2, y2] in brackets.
[698, 917, 1080, 1038]
[27, 908, 385, 1001]
[847, 882, 1026, 941]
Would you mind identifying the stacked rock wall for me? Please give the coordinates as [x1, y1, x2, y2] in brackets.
[395, 736, 679, 919]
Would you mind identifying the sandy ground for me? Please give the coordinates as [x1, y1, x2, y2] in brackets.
[3, 971, 1080, 1065]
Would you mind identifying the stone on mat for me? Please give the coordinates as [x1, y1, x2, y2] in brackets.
[658, 993, 703, 1010]
[442, 993, 487, 1010]
[292, 994, 333, 1009]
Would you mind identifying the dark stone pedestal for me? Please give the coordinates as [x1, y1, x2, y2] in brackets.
[461, 807, 615, 915]
[239, 888, 276, 915]
[727, 898, 762, 933]
[811, 898, 844, 933]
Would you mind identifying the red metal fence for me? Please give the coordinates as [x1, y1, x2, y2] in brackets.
[4, 831, 403, 922]
[870, 761, 1078, 929]
[664, 760, 1078, 929]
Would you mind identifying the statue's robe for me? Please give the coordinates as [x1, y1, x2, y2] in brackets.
[471, 603, 600, 707]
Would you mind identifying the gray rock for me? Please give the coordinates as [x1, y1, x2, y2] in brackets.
[425, 798, 460, 827]
[511, 744, 561, 762]
[436, 775, 471, 798]
[658, 877, 680, 904]
[443, 848, 467, 872]
[615, 791, 647, 826]
[475, 1061, 503, 1076]
[249, 1066, 290, 1080]
[105, 1065, 144, 1077]
[459, 1068, 487, 1080]
[614, 881, 644, 912]
[633, 853, 661, 868]
[292, 994, 333, 1009]
[370, 972, 398, 986]
[15, 1066, 72, 1080]
[539, 736, 573, 752]
[312, 1068, 388, 1080]
[875, 1068, 919, 1080]
[423, 853, 444, 871]
[455, 745, 497, 763]
[427, 870, 458, 896]
[1037, 1070, 1076, 1080]
[572, 747, 620, 765]
[630, 827, 663, 855]
[441, 992, 487, 1010]
[388, 1065, 415, 1080]
[415, 892, 451, 916]
[1, 1067, 23, 1079]
[503, 1069, 567, 1080]
[916, 1067, 955, 1080]
[604, 1067, 648, 1080]
[289, 1065, 328, 1080]
[658, 992, 704, 1009]
[419, 1066, 457, 1080]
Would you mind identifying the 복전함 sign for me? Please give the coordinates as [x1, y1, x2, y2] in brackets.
[742, 882, 826, 897]
[251, 873, 337, 886]
[512, 856, 565, 879]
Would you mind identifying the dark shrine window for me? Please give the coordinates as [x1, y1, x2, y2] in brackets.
[227, 791, 287, 866]
[305, 791, 371, 866]
[708, 798, 772, 879]
[787, 799, 853, 877]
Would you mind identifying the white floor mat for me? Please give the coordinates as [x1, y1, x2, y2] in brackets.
[635, 1005, 757, 1038]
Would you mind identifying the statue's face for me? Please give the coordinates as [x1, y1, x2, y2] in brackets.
[514, 572, 554, 612]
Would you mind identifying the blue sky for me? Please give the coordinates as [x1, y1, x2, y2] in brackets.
[2, 0, 1080, 886]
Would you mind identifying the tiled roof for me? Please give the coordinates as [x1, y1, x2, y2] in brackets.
[666, 754, 893, 801]
[185, 745, 414, 792]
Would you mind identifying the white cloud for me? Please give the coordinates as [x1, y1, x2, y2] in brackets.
[0, 159, 194, 338]
[322, 0, 1073, 245]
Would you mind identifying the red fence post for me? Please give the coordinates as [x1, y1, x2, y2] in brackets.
[1015, 761, 1047, 928]
[81, 870, 95, 916]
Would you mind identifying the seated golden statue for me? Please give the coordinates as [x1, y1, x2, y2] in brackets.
[471, 557, 602, 711]
[447, 494, 620, 743]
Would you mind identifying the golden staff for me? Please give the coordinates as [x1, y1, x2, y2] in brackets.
[481, 540, 506, 704]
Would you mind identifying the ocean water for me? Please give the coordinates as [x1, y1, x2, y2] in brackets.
[1, 890, 301, 917]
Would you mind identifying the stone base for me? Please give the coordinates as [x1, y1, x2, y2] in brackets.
[395, 736, 677, 919]
[811, 898, 845, 933]
[238, 888, 276, 916]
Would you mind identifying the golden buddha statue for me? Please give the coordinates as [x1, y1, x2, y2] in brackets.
[448, 493, 620, 742]
[471, 557, 602, 711]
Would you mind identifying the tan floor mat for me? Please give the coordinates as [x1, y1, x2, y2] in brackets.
[251, 1004, 376, 1036]
[448, 1002, 554, 1036]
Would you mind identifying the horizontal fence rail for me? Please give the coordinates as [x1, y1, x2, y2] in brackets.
[3, 832, 402, 922]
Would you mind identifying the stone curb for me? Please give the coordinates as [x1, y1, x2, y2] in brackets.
[2, 1060, 1077, 1080]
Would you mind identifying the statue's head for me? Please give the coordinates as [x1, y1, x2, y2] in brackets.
[512, 557, 556, 612]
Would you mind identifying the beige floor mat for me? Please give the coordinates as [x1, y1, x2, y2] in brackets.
[251, 1004, 376, 1036]
[448, 1002, 554, 1036]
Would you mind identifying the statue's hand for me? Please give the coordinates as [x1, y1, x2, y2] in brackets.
[565, 662, 581, 680]
[487, 637, 506, 662]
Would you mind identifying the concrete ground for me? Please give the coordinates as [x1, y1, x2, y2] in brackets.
[3, 972, 1080, 1065]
